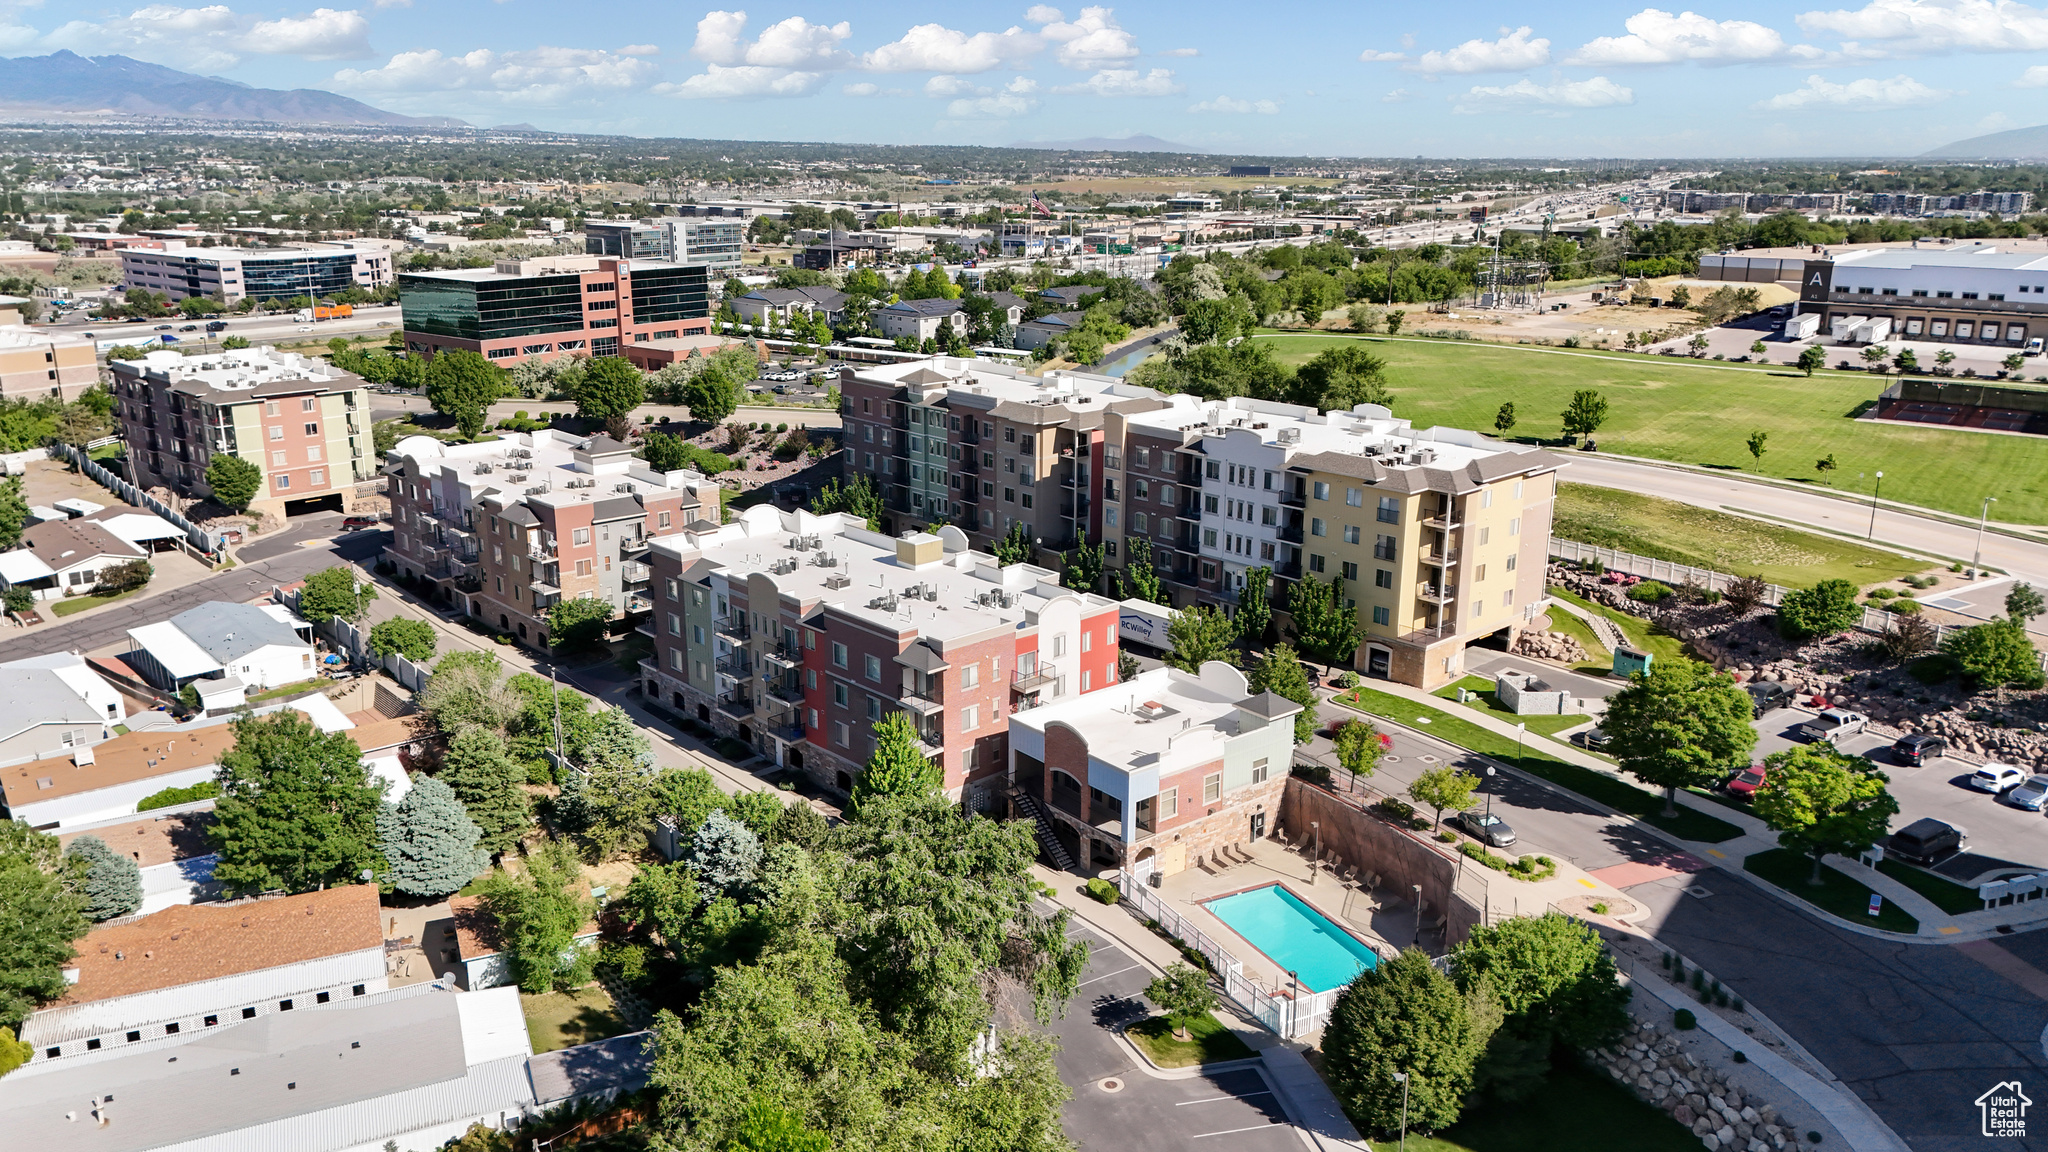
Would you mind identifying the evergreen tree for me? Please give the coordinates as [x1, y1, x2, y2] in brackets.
[850, 712, 939, 819]
[991, 520, 1033, 566]
[439, 726, 532, 857]
[1235, 566, 1272, 650]
[1249, 642, 1318, 743]
[641, 430, 690, 473]
[0, 476, 29, 549]
[1287, 574, 1361, 674]
[1165, 603, 1239, 671]
[1062, 529, 1105, 593]
[1116, 537, 1165, 604]
[209, 711, 385, 896]
[378, 777, 489, 898]
[1493, 402, 1517, 436]
[1322, 948, 1493, 1136]
[566, 707, 657, 858]
[0, 820, 90, 1028]
[688, 810, 764, 900]
[63, 835, 141, 921]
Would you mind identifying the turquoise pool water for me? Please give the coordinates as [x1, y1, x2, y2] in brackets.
[1203, 885, 1380, 992]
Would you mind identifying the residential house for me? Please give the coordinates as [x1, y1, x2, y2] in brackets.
[731, 286, 850, 326]
[11, 515, 150, 600]
[0, 651, 126, 767]
[1038, 284, 1105, 311]
[126, 600, 317, 698]
[985, 291, 1029, 329]
[448, 895, 600, 991]
[874, 297, 969, 343]
[1013, 310, 1084, 352]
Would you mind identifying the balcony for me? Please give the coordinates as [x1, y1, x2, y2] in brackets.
[1279, 488, 1305, 507]
[715, 616, 750, 642]
[716, 651, 753, 678]
[636, 617, 657, 639]
[768, 677, 805, 704]
[898, 688, 944, 715]
[1277, 524, 1304, 544]
[1418, 582, 1457, 604]
[1421, 549, 1459, 568]
[1422, 510, 1461, 531]
[626, 592, 652, 614]
[716, 692, 755, 719]
[621, 560, 651, 586]
[1013, 667, 1058, 694]
[1273, 561, 1303, 579]
[621, 536, 650, 558]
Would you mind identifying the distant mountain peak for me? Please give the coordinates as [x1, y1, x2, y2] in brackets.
[0, 51, 464, 128]
[1922, 123, 2048, 160]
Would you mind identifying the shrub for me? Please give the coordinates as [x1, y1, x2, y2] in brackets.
[1336, 670, 1360, 689]
[1582, 556, 1606, 576]
[1778, 578, 1861, 640]
[1885, 599, 1922, 615]
[1673, 1009, 1697, 1030]
[137, 779, 221, 811]
[1867, 587, 1895, 600]
[1374, 797, 1417, 822]
[1732, 1050, 1748, 1063]
[1627, 580, 1675, 603]
[1085, 877, 1120, 905]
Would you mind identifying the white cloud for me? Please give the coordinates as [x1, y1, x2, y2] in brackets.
[331, 45, 658, 104]
[1382, 88, 1413, 101]
[1038, 6, 1140, 68]
[1024, 5, 1063, 23]
[44, 4, 372, 71]
[1358, 48, 1406, 61]
[1569, 9, 1810, 64]
[2018, 63, 2048, 84]
[1795, 0, 2048, 55]
[1409, 26, 1550, 74]
[372, 0, 409, 8]
[656, 63, 826, 98]
[860, 21, 1040, 72]
[923, 74, 987, 96]
[1006, 75, 1038, 93]
[1189, 95, 1280, 113]
[1052, 66, 1180, 95]
[618, 44, 659, 56]
[688, 11, 850, 68]
[842, 80, 879, 95]
[1452, 75, 1634, 112]
[945, 93, 1035, 118]
[1159, 46, 1197, 56]
[1756, 72, 1951, 107]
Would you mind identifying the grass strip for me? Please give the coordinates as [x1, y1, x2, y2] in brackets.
[1369, 1058, 1705, 1152]
[1332, 686, 1742, 844]
[50, 589, 139, 617]
[1535, 608, 1613, 673]
[1431, 676, 1590, 738]
[1545, 586, 1691, 667]
[245, 677, 330, 703]
[1744, 848, 1920, 934]
[1877, 858, 1982, 916]
[1125, 1014, 1255, 1069]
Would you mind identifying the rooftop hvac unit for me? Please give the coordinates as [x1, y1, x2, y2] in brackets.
[923, 588, 938, 602]
[868, 594, 899, 612]
[1277, 428, 1301, 444]
[824, 573, 851, 590]
[526, 485, 547, 496]
[788, 536, 804, 550]
[614, 483, 635, 493]
[474, 463, 493, 473]
[1252, 422, 1268, 430]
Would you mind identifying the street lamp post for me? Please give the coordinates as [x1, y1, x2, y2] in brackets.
[1866, 471, 1884, 540]
[1393, 1071, 1411, 1151]
[1411, 883, 1424, 945]
[1486, 765, 1497, 821]
[1973, 496, 1998, 576]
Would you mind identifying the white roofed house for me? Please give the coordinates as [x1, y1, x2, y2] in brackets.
[0, 651, 126, 767]
[126, 600, 317, 707]
[11, 515, 149, 601]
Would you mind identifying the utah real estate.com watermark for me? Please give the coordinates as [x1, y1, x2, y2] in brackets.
[1977, 1081, 2031, 1138]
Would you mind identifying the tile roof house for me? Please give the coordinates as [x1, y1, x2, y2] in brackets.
[18, 885, 388, 1067]
[125, 601, 316, 696]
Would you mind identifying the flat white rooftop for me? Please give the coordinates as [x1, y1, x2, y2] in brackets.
[124, 346, 348, 391]
[1126, 393, 1511, 473]
[1011, 663, 1254, 778]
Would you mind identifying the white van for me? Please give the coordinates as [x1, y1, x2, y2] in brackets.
[2027, 337, 2043, 357]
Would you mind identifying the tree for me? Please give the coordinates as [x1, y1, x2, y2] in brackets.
[419, 651, 522, 735]
[850, 712, 939, 818]
[377, 776, 489, 898]
[1936, 348, 1957, 373]
[0, 1025, 29, 1078]
[475, 840, 596, 993]
[91, 559, 151, 597]
[368, 618, 436, 662]
[575, 356, 645, 421]
[1669, 284, 1692, 308]
[1895, 348, 1920, 374]
[63, 834, 141, 921]
[208, 711, 385, 896]
[808, 474, 882, 529]
[298, 565, 376, 624]
[1144, 963, 1219, 1041]
[205, 453, 262, 511]
[1493, 402, 1516, 436]
[424, 350, 505, 440]
[1746, 430, 1768, 463]
[1287, 573, 1361, 674]
[1752, 745, 1899, 885]
[1942, 616, 2047, 694]
[220, 334, 251, 350]
[439, 725, 532, 857]
[1062, 529, 1104, 593]
[0, 476, 24, 549]
[1292, 345, 1392, 411]
[1814, 453, 1837, 483]
[547, 596, 614, 650]
[1777, 578, 1860, 640]
[1117, 537, 1166, 604]
[1165, 603, 1239, 671]
[1235, 566, 1272, 649]
[688, 810, 764, 901]
[1333, 718, 1384, 779]
[991, 519, 1033, 566]
[681, 369, 741, 425]
[641, 430, 689, 473]
[1408, 766, 1477, 833]
[1322, 948, 1492, 1137]
[1750, 340, 1768, 357]
[2006, 583, 2045, 623]
[1559, 389, 1608, 444]
[2005, 352, 2028, 374]
[727, 1098, 832, 1152]
[1687, 334, 1709, 357]
[1452, 913, 1628, 1101]
[1600, 661, 1756, 816]
[1249, 643, 1318, 743]
[0, 820, 89, 1028]
[1796, 344, 1827, 376]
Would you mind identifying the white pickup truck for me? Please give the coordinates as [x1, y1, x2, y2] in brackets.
[1797, 708, 1870, 745]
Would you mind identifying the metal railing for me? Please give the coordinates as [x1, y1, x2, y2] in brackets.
[1116, 871, 1344, 1038]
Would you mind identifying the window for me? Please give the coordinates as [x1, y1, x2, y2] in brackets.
[87, 1039, 100, 1050]
[692, 624, 705, 644]
[1202, 528, 1218, 546]
[1053, 634, 1068, 657]
[303, 398, 318, 414]
[306, 446, 320, 462]
[1478, 527, 1490, 546]
[866, 696, 881, 721]
[1133, 511, 1148, 533]
[1377, 496, 1400, 523]
[1505, 554, 1517, 571]
[1476, 564, 1487, 581]
[316, 992, 330, 1004]
[1311, 517, 1326, 536]
[303, 422, 318, 436]
[1343, 524, 1360, 544]
[1203, 773, 1222, 803]
[1374, 534, 1396, 561]
[573, 527, 590, 545]
[1508, 517, 1521, 536]
[1021, 493, 1033, 509]
[1372, 605, 1390, 625]
[264, 401, 279, 416]
[126, 1030, 141, 1042]
[1082, 630, 1093, 652]
[1251, 757, 1269, 784]
[1205, 460, 1220, 479]
[962, 705, 978, 730]
[834, 721, 851, 747]
[1341, 561, 1358, 580]
[669, 649, 683, 671]
[832, 642, 847, 667]
[833, 683, 848, 707]
[1503, 590, 1515, 607]
[1375, 567, 1393, 589]
[268, 425, 283, 440]
[1081, 669, 1092, 691]
[1345, 487, 1363, 507]
[1472, 601, 1485, 619]
[278, 999, 293, 1012]
[309, 469, 324, 485]
[1313, 481, 1329, 500]
[864, 654, 882, 681]
[1204, 494, 1219, 513]
[275, 474, 290, 489]
[668, 613, 681, 636]
[1309, 553, 1325, 573]
[204, 1014, 218, 1026]
[271, 450, 287, 465]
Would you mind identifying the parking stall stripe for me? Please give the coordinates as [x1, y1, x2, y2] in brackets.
[1192, 1123, 1285, 1138]
[1176, 1091, 1275, 1106]
[1077, 963, 1145, 987]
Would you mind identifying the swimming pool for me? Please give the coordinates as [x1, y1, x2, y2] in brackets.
[1203, 884, 1380, 993]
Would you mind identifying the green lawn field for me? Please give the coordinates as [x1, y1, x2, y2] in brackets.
[1257, 334, 2048, 526]
[1554, 483, 1928, 588]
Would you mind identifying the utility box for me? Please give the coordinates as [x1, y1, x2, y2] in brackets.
[1613, 646, 1653, 679]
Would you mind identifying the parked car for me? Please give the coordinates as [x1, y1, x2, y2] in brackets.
[2009, 775, 2048, 811]
[1968, 763, 2026, 793]
[205, 320, 229, 332]
[1726, 764, 1768, 801]
[1577, 727, 1611, 751]
[339, 515, 381, 530]
[1745, 681, 1794, 717]
[153, 324, 173, 330]
[1892, 733, 1948, 766]
[1889, 818, 1967, 865]
[1796, 709, 1869, 744]
[1449, 810, 1517, 848]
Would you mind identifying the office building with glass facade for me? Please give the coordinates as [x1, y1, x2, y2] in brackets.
[399, 255, 712, 365]
[118, 243, 394, 304]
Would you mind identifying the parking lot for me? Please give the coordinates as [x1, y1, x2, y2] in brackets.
[1748, 704, 2048, 883]
[1045, 921, 1302, 1152]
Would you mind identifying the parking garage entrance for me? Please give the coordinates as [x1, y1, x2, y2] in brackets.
[284, 493, 344, 516]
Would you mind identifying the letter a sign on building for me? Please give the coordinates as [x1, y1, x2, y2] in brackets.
[1977, 1081, 2031, 1137]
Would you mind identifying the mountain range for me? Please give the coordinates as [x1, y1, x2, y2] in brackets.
[1921, 123, 2048, 160]
[1010, 135, 1208, 154]
[0, 51, 464, 127]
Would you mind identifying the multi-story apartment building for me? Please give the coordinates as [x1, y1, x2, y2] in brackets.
[112, 347, 374, 520]
[837, 358, 1170, 557]
[384, 429, 715, 642]
[585, 218, 746, 275]
[118, 242, 394, 303]
[0, 325, 96, 401]
[399, 255, 712, 367]
[640, 507, 1122, 804]
[1011, 660, 1299, 874]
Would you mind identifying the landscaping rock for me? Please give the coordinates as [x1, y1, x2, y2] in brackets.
[1717, 1124, 1737, 1146]
[1674, 1105, 1697, 1126]
[1701, 1134, 1721, 1151]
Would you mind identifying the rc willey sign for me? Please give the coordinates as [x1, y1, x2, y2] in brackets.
[1977, 1080, 2030, 1138]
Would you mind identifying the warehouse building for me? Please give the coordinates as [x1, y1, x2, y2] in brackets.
[1798, 244, 2048, 347]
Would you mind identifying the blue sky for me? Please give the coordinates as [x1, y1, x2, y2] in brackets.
[7, 1, 2048, 155]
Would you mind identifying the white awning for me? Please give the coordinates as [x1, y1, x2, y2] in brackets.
[128, 620, 223, 680]
[0, 550, 55, 584]
[97, 512, 184, 545]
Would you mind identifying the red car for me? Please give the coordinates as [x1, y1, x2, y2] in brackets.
[1726, 764, 1768, 801]
[340, 515, 381, 530]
